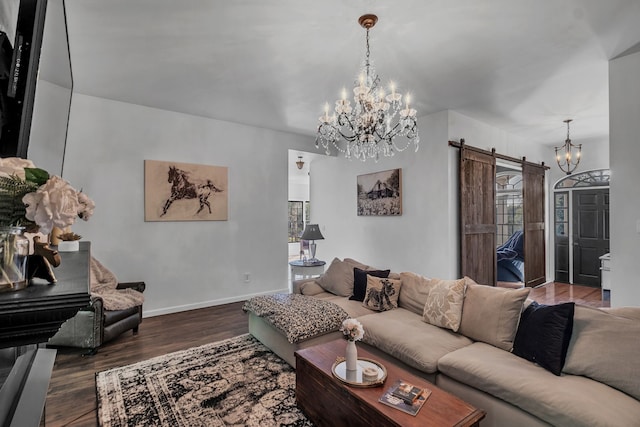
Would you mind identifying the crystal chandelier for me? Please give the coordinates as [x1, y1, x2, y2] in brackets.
[315, 14, 419, 162]
[554, 119, 582, 175]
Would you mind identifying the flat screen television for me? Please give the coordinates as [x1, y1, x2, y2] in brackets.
[0, 0, 47, 158]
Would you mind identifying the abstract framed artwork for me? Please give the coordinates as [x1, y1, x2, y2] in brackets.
[144, 160, 228, 221]
[357, 168, 402, 216]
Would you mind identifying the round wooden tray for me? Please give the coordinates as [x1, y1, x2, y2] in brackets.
[331, 357, 387, 387]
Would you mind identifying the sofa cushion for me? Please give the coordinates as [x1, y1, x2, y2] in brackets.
[398, 272, 433, 315]
[350, 268, 390, 301]
[316, 257, 368, 297]
[362, 276, 402, 311]
[438, 342, 640, 427]
[320, 294, 378, 318]
[563, 305, 640, 400]
[299, 280, 326, 296]
[359, 309, 473, 374]
[459, 282, 530, 351]
[512, 301, 575, 376]
[422, 278, 466, 332]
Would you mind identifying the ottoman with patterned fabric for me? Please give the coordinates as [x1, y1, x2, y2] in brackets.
[243, 293, 349, 367]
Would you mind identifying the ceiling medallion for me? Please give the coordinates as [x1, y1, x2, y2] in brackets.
[315, 14, 419, 162]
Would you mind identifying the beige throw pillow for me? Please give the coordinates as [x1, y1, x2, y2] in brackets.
[458, 282, 530, 351]
[316, 257, 368, 297]
[563, 305, 640, 400]
[398, 272, 433, 315]
[422, 278, 466, 332]
[362, 276, 402, 311]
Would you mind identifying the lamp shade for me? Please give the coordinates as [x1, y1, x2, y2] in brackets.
[301, 224, 324, 241]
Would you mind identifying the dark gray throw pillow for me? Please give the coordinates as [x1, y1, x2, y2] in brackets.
[349, 268, 390, 301]
[513, 301, 575, 376]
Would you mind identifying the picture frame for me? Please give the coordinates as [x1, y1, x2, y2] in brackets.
[144, 160, 228, 221]
[357, 168, 402, 216]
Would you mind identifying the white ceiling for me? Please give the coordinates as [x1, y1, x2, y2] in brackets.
[63, 0, 640, 147]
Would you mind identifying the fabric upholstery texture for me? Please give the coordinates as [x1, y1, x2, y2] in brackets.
[299, 280, 325, 296]
[359, 309, 473, 374]
[398, 271, 433, 315]
[512, 301, 575, 376]
[316, 257, 368, 297]
[438, 342, 640, 427]
[320, 294, 378, 318]
[422, 278, 466, 332]
[458, 283, 530, 351]
[242, 294, 348, 343]
[362, 276, 402, 311]
[350, 268, 390, 301]
[563, 305, 640, 400]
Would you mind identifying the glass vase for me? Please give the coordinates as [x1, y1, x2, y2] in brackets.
[345, 340, 358, 371]
[0, 226, 30, 292]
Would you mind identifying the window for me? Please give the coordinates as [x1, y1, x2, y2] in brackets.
[554, 193, 568, 237]
[288, 201, 304, 243]
[496, 170, 523, 246]
[554, 169, 610, 189]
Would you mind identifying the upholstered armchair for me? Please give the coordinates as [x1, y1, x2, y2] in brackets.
[48, 281, 145, 353]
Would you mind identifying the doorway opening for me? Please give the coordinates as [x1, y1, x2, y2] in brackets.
[553, 169, 610, 287]
[496, 161, 524, 285]
[287, 150, 322, 262]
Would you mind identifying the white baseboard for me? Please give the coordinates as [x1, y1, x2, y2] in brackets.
[142, 287, 290, 318]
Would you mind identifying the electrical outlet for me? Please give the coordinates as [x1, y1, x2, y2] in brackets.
[244, 272, 251, 283]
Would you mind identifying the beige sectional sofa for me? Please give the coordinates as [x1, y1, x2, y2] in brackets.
[246, 257, 640, 427]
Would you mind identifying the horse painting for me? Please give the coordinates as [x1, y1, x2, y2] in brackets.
[160, 166, 223, 217]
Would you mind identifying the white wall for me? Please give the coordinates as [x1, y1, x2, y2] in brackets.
[311, 110, 551, 282]
[609, 49, 640, 307]
[63, 94, 314, 316]
[28, 80, 71, 176]
[311, 111, 454, 277]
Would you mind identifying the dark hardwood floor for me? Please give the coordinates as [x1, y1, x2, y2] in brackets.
[44, 282, 607, 426]
[45, 301, 249, 426]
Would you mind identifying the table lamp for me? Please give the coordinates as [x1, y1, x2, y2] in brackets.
[301, 224, 324, 262]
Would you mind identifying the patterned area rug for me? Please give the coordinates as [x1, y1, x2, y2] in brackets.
[96, 334, 313, 426]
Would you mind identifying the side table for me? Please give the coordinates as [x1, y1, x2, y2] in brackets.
[289, 260, 326, 282]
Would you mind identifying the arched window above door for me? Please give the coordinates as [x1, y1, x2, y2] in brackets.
[554, 169, 610, 189]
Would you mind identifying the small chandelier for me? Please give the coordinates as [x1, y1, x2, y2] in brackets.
[315, 14, 419, 162]
[296, 156, 305, 170]
[554, 119, 582, 175]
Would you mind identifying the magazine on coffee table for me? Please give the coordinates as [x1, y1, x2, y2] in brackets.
[378, 379, 432, 416]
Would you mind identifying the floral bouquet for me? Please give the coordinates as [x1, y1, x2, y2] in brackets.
[340, 318, 364, 342]
[0, 157, 94, 234]
[0, 157, 94, 290]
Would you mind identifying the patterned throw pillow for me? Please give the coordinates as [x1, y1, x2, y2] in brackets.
[422, 278, 466, 332]
[349, 268, 391, 301]
[362, 276, 402, 311]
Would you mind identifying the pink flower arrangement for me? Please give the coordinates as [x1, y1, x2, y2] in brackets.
[0, 157, 94, 234]
[340, 318, 364, 342]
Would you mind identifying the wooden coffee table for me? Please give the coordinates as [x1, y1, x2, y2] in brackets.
[295, 339, 485, 427]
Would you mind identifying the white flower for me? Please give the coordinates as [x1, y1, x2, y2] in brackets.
[340, 318, 364, 342]
[0, 157, 35, 179]
[22, 176, 80, 234]
[77, 191, 95, 221]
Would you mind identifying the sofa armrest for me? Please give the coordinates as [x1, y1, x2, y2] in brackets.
[116, 281, 146, 293]
[292, 278, 319, 294]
